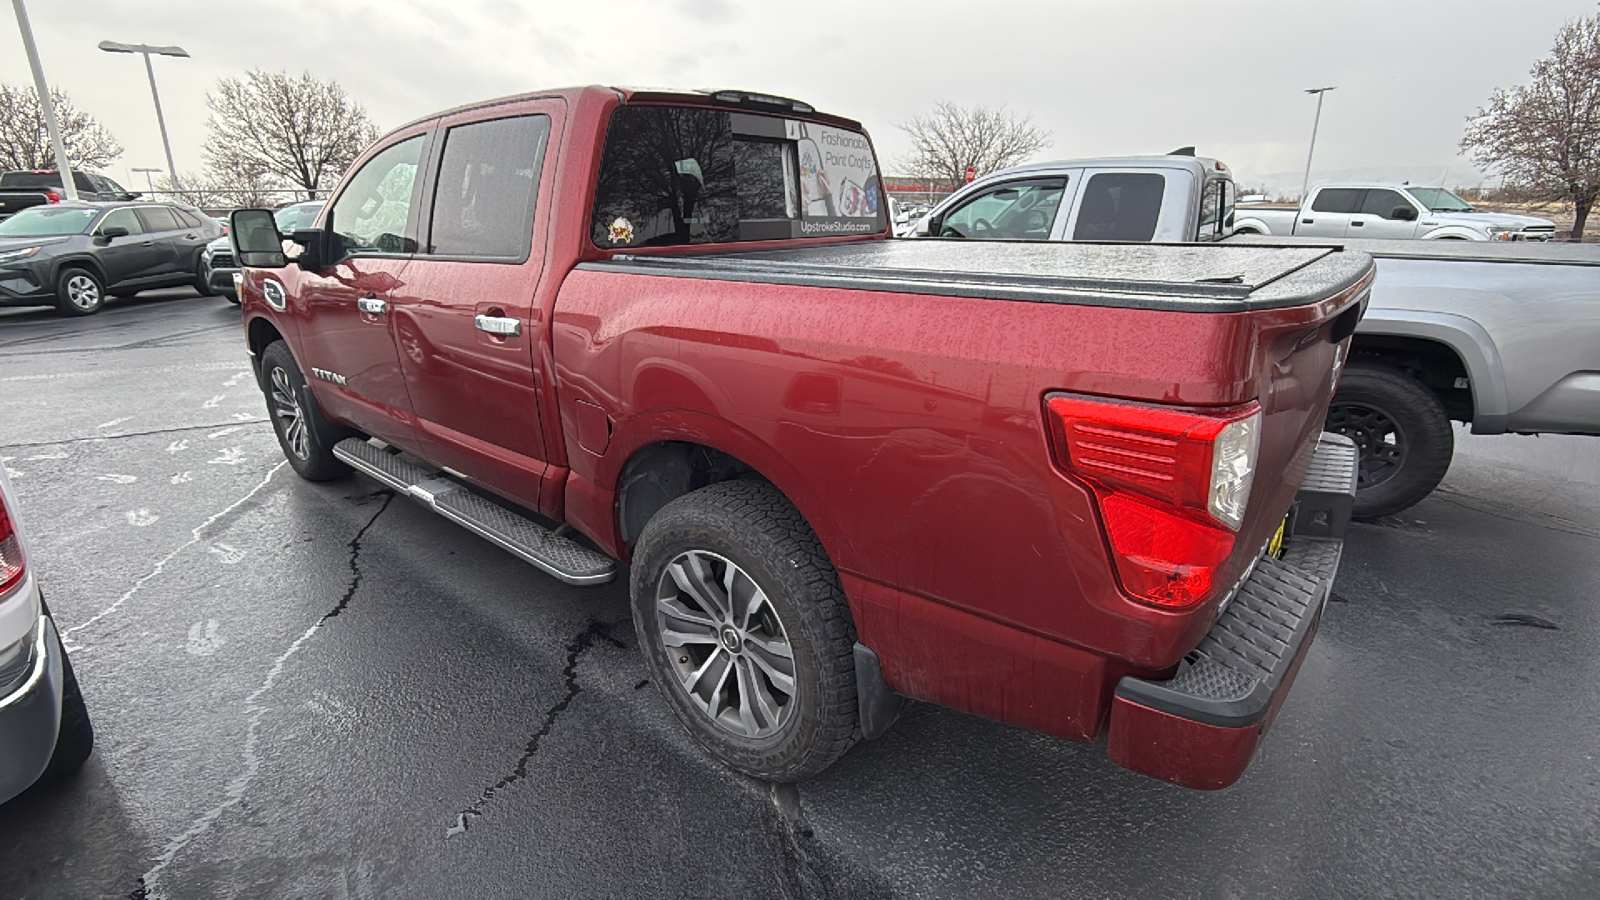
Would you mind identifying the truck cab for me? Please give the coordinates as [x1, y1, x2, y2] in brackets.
[907, 153, 1237, 243]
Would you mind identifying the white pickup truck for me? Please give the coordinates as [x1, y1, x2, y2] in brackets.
[1234, 184, 1557, 242]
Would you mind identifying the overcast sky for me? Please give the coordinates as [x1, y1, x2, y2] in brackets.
[4, 0, 1594, 193]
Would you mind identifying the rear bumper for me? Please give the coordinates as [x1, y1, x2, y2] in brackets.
[1107, 432, 1357, 789]
[0, 613, 65, 804]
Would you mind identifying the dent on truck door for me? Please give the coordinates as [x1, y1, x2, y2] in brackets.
[390, 107, 558, 510]
[294, 132, 430, 448]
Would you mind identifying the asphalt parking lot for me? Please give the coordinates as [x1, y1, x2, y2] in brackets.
[1, 291, 1597, 899]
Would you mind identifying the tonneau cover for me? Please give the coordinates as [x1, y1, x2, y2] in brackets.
[580, 239, 1373, 312]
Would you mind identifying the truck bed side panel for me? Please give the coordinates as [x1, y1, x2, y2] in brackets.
[552, 266, 1365, 695]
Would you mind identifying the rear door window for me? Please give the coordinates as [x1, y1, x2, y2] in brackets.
[1310, 188, 1362, 214]
[135, 206, 181, 232]
[591, 106, 884, 248]
[1072, 172, 1165, 241]
[426, 115, 551, 259]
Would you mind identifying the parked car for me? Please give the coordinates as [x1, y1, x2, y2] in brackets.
[0, 464, 94, 805]
[1234, 184, 1556, 241]
[201, 201, 321, 303]
[231, 85, 1369, 790]
[915, 156, 1600, 517]
[0, 170, 139, 221]
[0, 201, 224, 316]
[904, 153, 1236, 242]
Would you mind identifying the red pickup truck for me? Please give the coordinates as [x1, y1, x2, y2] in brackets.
[229, 86, 1372, 789]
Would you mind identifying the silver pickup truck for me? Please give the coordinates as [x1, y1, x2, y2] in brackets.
[1238, 236, 1600, 517]
[905, 158, 1600, 517]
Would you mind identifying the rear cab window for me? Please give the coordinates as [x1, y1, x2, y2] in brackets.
[591, 105, 885, 249]
[1310, 188, 1362, 214]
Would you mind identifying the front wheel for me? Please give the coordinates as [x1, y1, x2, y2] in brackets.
[1326, 364, 1454, 519]
[55, 267, 105, 316]
[259, 341, 351, 481]
[631, 479, 859, 782]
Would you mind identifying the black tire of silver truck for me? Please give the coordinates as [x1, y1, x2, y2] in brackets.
[259, 341, 353, 482]
[630, 479, 860, 782]
[1326, 363, 1454, 520]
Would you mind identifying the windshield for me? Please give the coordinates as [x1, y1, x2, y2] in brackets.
[274, 204, 322, 232]
[1405, 187, 1475, 212]
[0, 206, 96, 236]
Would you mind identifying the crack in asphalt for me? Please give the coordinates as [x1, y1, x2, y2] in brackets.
[132, 489, 395, 899]
[0, 419, 270, 452]
[446, 619, 627, 837]
[61, 461, 287, 652]
[322, 492, 396, 621]
[766, 782, 892, 900]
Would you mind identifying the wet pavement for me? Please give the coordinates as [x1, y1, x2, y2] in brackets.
[1, 292, 1597, 899]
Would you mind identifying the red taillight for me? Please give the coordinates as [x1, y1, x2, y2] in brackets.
[1047, 394, 1262, 609]
[0, 494, 24, 596]
[45, 191, 60, 204]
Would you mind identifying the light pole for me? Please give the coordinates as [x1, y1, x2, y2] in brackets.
[98, 39, 188, 190]
[1300, 86, 1336, 203]
[132, 166, 162, 194]
[9, 0, 76, 199]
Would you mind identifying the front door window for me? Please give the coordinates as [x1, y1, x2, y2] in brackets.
[938, 179, 1066, 240]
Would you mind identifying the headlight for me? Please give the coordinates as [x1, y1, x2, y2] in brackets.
[1484, 224, 1516, 234]
[0, 246, 40, 264]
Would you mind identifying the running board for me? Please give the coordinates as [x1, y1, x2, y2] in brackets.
[332, 438, 617, 586]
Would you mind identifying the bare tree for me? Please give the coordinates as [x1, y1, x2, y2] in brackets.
[204, 70, 379, 201]
[895, 102, 1050, 189]
[1461, 14, 1600, 239]
[0, 84, 122, 171]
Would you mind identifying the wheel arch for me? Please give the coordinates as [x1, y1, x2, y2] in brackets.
[591, 412, 851, 573]
[49, 255, 110, 289]
[1353, 311, 1509, 432]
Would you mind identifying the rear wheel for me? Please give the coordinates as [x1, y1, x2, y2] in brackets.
[259, 341, 351, 481]
[631, 479, 859, 782]
[54, 267, 104, 316]
[1326, 364, 1454, 519]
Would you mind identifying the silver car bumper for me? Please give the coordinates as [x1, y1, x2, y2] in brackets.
[0, 614, 65, 804]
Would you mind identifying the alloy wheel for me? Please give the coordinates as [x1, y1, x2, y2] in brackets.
[654, 550, 797, 739]
[269, 366, 310, 460]
[65, 275, 100, 311]
[1327, 401, 1407, 488]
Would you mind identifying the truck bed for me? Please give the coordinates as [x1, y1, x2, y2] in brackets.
[581, 239, 1375, 312]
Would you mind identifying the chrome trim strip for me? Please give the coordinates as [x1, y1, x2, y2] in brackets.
[0, 618, 49, 712]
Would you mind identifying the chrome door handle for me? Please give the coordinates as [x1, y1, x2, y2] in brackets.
[474, 314, 521, 337]
[357, 296, 387, 315]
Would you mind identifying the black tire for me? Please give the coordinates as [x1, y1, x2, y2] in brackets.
[224, 290, 241, 306]
[259, 341, 352, 481]
[54, 266, 105, 316]
[1326, 363, 1454, 520]
[40, 645, 94, 781]
[193, 257, 213, 297]
[631, 479, 859, 782]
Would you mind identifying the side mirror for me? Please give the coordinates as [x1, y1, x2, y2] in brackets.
[921, 215, 939, 237]
[289, 227, 333, 272]
[1392, 206, 1418, 221]
[230, 209, 288, 268]
[96, 226, 130, 243]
